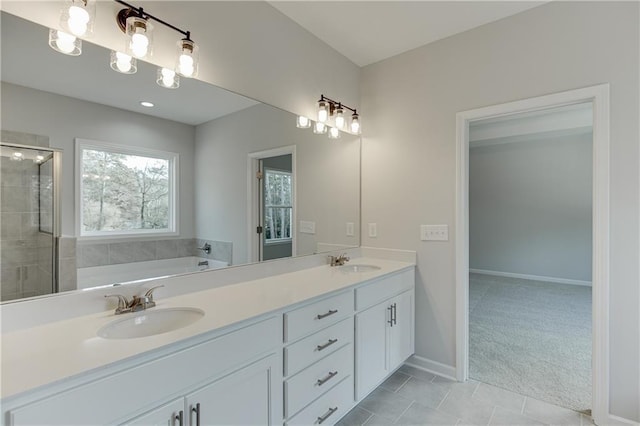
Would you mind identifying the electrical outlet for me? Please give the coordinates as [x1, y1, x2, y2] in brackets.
[346, 222, 355, 237]
[420, 225, 448, 241]
[368, 223, 377, 238]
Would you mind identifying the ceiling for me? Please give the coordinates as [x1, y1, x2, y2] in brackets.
[1, 12, 258, 126]
[269, 1, 546, 67]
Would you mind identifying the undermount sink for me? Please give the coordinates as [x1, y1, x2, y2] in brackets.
[98, 308, 205, 339]
[339, 264, 381, 273]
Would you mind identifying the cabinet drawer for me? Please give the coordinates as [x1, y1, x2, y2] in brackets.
[285, 344, 353, 418]
[284, 291, 354, 342]
[285, 317, 353, 377]
[8, 317, 280, 425]
[355, 269, 414, 310]
[286, 377, 354, 426]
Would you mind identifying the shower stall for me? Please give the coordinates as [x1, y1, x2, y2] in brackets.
[0, 143, 60, 301]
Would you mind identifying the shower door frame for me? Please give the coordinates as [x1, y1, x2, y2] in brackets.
[0, 142, 62, 297]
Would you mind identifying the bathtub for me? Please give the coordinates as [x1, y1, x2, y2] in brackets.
[77, 257, 229, 289]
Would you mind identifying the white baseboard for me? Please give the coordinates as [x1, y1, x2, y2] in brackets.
[469, 268, 592, 287]
[404, 355, 457, 381]
[598, 413, 640, 426]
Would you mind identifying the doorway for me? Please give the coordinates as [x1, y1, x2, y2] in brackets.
[455, 85, 610, 424]
[467, 103, 593, 412]
[247, 146, 296, 263]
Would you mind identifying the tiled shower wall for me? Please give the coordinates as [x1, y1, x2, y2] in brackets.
[1, 131, 54, 301]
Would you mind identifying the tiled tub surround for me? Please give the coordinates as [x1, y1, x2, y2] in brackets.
[1, 254, 415, 425]
[76, 238, 232, 268]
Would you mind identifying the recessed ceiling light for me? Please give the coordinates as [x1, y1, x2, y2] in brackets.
[140, 101, 154, 108]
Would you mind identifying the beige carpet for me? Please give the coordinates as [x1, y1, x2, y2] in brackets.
[469, 272, 591, 412]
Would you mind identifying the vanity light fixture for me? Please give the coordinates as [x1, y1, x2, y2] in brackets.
[156, 67, 180, 89]
[110, 51, 137, 74]
[296, 116, 311, 129]
[48, 28, 82, 56]
[59, 0, 96, 38]
[115, 0, 199, 77]
[313, 122, 328, 135]
[315, 95, 361, 135]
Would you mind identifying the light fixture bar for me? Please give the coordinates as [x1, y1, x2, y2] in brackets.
[114, 0, 192, 40]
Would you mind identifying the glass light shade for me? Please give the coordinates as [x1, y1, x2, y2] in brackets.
[317, 101, 329, 123]
[350, 113, 361, 134]
[48, 29, 82, 56]
[328, 127, 341, 139]
[176, 39, 199, 78]
[125, 16, 153, 59]
[156, 67, 180, 89]
[296, 116, 311, 129]
[313, 122, 327, 135]
[110, 51, 137, 74]
[60, 0, 95, 37]
[334, 108, 345, 129]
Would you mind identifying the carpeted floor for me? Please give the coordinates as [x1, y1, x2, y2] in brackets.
[469, 272, 592, 413]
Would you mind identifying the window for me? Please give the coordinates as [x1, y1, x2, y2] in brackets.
[264, 168, 292, 242]
[77, 140, 178, 237]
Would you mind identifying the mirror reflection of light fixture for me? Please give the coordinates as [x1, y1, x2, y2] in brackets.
[296, 116, 311, 129]
[313, 122, 328, 135]
[60, 0, 95, 37]
[110, 51, 137, 74]
[48, 28, 82, 55]
[328, 127, 341, 140]
[157, 67, 180, 89]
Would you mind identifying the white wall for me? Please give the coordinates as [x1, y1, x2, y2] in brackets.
[194, 104, 360, 265]
[469, 131, 593, 283]
[0, 1, 360, 121]
[1, 82, 196, 238]
[360, 2, 639, 421]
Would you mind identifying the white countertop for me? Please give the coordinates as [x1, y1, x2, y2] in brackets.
[1, 257, 413, 400]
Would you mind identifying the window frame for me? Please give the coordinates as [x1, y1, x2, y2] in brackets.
[263, 167, 293, 245]
[75, 139, 179, 240]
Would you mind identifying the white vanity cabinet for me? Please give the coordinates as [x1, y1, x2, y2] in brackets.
[355, 269, 415, 400]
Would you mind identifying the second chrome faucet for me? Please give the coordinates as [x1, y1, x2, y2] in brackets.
[105, 285, 164, 315]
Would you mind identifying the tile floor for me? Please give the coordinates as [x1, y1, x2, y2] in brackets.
[337, 365, 593, 426]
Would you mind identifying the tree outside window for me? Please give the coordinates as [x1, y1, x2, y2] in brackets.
[264, 169, 292, 242]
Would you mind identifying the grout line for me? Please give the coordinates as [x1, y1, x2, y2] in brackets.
[394, 374, 411, 393]
[486, 405, 497, 426]
[521, 396, 527, 414]
[470, 381, 480, 398]
[359, 409, 373, 426]
[435, 389, 451, 410]
[393, 401, 414, 424]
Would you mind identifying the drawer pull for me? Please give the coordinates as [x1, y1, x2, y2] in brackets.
[316, 338, 338, 351]
[392, 302, 397, 325]
[191, 403, 201, 426]
[316, 309, 338, 320]
[388, 305, 394, 326]
[316, 371, 338, 386]
[317, 407, 338, 424]
[174, 410, 184, 426]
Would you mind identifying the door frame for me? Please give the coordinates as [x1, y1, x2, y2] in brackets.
[247, 145, 297, 263]
[454, 84, 610, 424]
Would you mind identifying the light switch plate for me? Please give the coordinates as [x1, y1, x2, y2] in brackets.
[299, 220, 316, 234]
[346, 222, 355, 237]
[421, 225, 448, 241]
[368, 223, 377, 238]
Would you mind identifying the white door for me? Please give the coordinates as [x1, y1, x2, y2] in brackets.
[355, 301, 390, 400]
[185, 356, 277, 426]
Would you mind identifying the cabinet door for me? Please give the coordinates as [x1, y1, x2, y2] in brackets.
[389, 290, 414, 370]
[355, 300, 390, 400]
[185, 355, 278, 426]
[122, 398, 185, 426]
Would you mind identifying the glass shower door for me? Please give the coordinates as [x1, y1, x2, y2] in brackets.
[0, 144, 57, 301]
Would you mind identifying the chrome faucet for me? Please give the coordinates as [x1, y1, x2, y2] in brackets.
[328, 253, 350, 267]
[104, 285, 164, 315]
[198, 243, 211, 255]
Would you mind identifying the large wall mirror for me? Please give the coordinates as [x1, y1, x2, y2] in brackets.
[0, 12, 361, 302]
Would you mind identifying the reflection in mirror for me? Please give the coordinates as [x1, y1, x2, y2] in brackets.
[0, 12, 360, 302]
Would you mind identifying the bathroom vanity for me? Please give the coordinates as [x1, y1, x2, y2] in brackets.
[1, 257, 415, 425]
